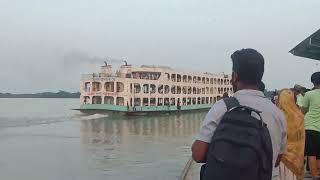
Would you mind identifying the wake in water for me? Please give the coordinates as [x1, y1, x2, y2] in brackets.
[0, 113, 109, 128]
[72, 113, 109, 121]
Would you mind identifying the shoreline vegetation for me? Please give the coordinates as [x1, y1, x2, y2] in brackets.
[0, 90, 80, 98]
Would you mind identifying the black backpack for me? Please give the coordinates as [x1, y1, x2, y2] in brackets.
[201, 97, 273, 180]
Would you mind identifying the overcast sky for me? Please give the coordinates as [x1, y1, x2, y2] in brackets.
[0, 0, 319, 93]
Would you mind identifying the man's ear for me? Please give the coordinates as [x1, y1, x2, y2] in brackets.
[232, 72, 240, 83]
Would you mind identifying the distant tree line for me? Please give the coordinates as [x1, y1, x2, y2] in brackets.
[0, 90, 80, 98]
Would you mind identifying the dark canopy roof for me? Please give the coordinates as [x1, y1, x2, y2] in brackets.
[290, 29, 320, 60]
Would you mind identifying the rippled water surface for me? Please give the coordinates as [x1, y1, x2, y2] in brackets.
[0, 98, 205, 180]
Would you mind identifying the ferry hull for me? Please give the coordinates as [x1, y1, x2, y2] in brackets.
[75, 104, 212, 115]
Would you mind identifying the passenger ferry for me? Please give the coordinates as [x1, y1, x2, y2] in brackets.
[78, 62, 233, 115]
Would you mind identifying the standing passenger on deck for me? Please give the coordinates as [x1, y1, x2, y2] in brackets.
[293, 84, 306, 108]
[302, 72, 320, 180]
[278, 89, 305, 180]
[191, 48, 287, 180]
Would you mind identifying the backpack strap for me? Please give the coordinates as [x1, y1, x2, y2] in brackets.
[223, 97, 240, 111]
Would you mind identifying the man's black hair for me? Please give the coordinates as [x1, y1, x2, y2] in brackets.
[311, 72, 320, 86]
[231, 48, 264, 85]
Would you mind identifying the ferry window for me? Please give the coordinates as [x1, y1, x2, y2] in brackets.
[84, 82, 91, 92]
[92, 82, 101, 92]
[92, 96, 102, 104]
[171, 74, 176, 82]
[104, 96, 114, 105]
[158, 85, 163, 94]
[130, 98, 132, 106]
[206, 78, 209, 84]
[201, 97, 205, 104]
[206, 97, 209, 104]
[187, 98, 191, 105]
[214, 87, 218, 94]
[223, 79, 226, 85]
[210, 78, 213, 84]
[193, 76, 197, 83]
[150, 84, 156, 94]
[192, 98, 196, 105]
[210, 97, 213, 104]
[83, 96, 91, 104]
[193, 87, 196, 94]
[214, 78, 217, 84]
[214, 97, 217, 103]
[170, 98, 175, 105]
[158, 98, 163, 106]
[197, 77, 201, 83]
[165, 73, 170, 80]
[116, 97, 124, 106]
[177, 86, 181, 94]
[206, 87, 209, 94]
[188, 87, 192, 94]
[182, 98, 186, 105]
[143, 84, 149, 94]
[143, 98, 149, 106]
[134, 83, 141, 93]
[132, 72, 160, 80]
[116, 82, 124, 92]
[183, 75, 187, 83]
[171, 85, 176, 94]
[177, 74, 181, 82]
[202, 88, 205, 94]
[210, 87, 214, 94]
[132, 72, 140, 79]
[197, 97, 201, 104]
[150, 98, 156, 106]
[130, 83, 132, 93]
[134, 98, 141, 106]
[197, 88, 201, 94]
[105, 82, 114, 92]
[188, 76, 192, 83]
[164, 98, 170, 106]
[224, 88, 227, 92]
[202, 77, 205, 84]
[182, 86, 187, 94]
[217, 79, 221, 85]
[164, 85, 170, 94]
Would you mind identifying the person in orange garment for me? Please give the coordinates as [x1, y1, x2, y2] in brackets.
[278, 89, 305, 180]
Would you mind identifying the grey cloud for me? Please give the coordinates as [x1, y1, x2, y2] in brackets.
[62, 50, 127, 68]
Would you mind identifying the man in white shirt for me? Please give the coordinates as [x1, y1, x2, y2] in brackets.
[191, 48, 287, 179]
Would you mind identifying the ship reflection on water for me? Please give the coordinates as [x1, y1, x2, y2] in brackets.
[79, 112, 206, 180]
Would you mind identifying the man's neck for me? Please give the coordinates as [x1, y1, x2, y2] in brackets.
[237, 84, 259, 91]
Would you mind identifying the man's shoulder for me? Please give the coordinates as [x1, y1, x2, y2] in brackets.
[210, 99, 227, 112]
[263, 100, 284, 115]
[305, 91, 313, 96]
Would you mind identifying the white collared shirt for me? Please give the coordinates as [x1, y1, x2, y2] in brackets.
[196, 89, 287, 179]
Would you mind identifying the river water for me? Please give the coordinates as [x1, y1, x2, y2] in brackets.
[0, 98, 205, 180]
